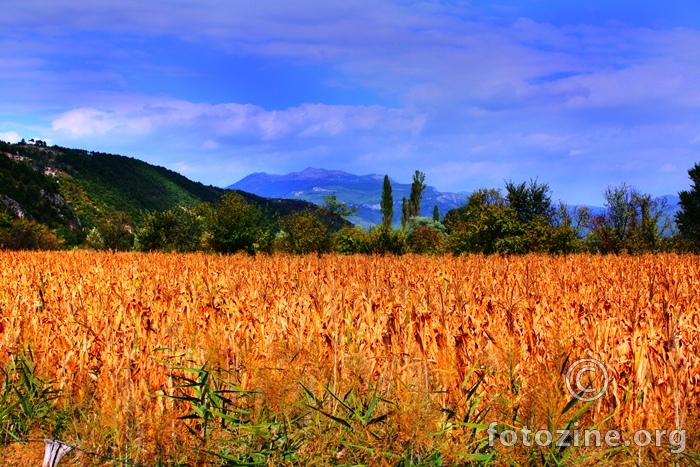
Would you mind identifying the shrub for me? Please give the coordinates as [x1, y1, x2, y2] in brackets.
[406, 225, 444, 255]
[0, 218, 64, 250]
[367, 226, 406, 255]
[333, 226, 371, 254]
[134, 206, 205, 253]
[278, 210, 332, 254]
[209, 192, 272, 254]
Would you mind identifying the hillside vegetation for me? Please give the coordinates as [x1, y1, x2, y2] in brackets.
[0, 145, 80, 229]
[1, 140, 698, 255]
[0, 141, 345, 250]
[0, 140, 224, 227]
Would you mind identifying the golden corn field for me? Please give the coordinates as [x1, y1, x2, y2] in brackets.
[0, 251, 699, 466]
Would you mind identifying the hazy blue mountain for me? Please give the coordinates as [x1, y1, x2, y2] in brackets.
[230, 168, 681, 229]
[229, 168, 468, 227]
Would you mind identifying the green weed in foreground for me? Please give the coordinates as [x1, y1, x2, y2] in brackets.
[0, 349, 63, 443]
[155, 355, 498, 466]
[152, 352, 700, 467]
[0, 349, 695, 466]
[156, 352, 302, 466]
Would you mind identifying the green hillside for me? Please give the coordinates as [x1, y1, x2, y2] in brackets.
[54, 147, 226, 227]
[0, 140, 349, 249]
[0, 140, 224, 228]
[0, 145, 79, 230]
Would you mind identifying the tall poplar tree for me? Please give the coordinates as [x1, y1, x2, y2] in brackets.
[408, 170, 426, 218]
[401, 197, 409, 227]
[380, 175, 394, 229]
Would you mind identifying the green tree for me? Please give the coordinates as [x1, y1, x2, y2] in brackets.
[380, 175, 394, 229]
[548, 203, 589, 254]
[503, 179, 559, 252]
[321, 193, 358, 219]
[601, 184, 635, 252]
[0, 211, 12, 231]
[401, 197, 409, 227]
[332, 226, 370, 254]
[408, 170, 426, 218]
[0, 217, 64, 250]
[404, 216, 445, 255]
[505, 179, 554, 224]
[445, 189, 524, 255]
[676, 162, 700, 251]
[209, 192, 272, 254]
[93, 212, 134, 251]
[587, 184, 669, 254]
[134, 206, 205, 252]
[403, 216, 446, 238]
[278, 210, 331, 255]
[367, 225, 406, 255]
[628, 192, 669, 253]
[432, 205, 439, 222]
[85, 227, 105, 250]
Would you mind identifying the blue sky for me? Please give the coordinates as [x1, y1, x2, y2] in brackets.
[1, 1, 699, 204]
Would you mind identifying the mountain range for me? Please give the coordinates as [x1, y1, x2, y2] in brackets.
[229, 168, 681, 228]
[229, 167, 469, 227]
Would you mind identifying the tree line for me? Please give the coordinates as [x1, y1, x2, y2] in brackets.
[3, 164, 700, 255]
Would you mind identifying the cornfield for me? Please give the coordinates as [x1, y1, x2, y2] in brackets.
[0, 251, 698, 465]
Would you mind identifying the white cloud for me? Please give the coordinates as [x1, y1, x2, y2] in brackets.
[661, 164, 676, 173]
[0, 131, 21, 143]
[51, 99, 425, 140]
[52, 108, 140, 136]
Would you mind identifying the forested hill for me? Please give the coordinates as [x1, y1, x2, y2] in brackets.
[0, 141, 226, 228]
[0, 140, 350, 249]
[59, 147, 226, 214]
[0, 144, 81, 232]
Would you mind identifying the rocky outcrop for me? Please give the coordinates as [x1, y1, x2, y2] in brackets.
[0, 195, 31, 219]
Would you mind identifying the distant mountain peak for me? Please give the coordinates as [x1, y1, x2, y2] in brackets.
[228, 167, 467, 227]
[295, 167, 353, 179]
[234, 167, 391, 186]
[300, 167, 345, 174]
